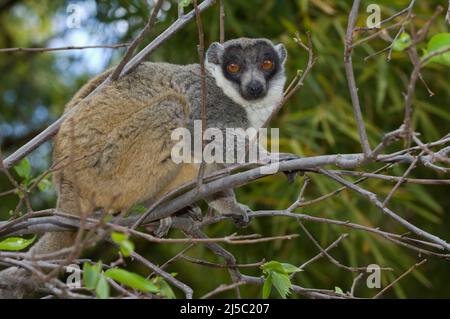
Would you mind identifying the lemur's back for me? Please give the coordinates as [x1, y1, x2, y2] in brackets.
[53, 62, 200, 214]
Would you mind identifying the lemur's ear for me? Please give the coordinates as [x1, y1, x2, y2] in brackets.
[206, 42, 224, 65]
[275, 43, 287, 65]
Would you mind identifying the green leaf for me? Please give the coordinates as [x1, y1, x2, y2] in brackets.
[95, 273, 110, 299]
[111, 232, 135, 257]
[271, 272, 292, 299]
[281, 263, 302, 274]
[392, 32, 411, 52]
[14, 158, 31, 180]
[119, 240, 135, 257]
[130, 205, 146, 214]
[153, 276, 176, 299]
[37, 177, 52, 192]
[335, 286, 344, 294]
[261, 261, 302, 275]
[262, 273, 273, 299]
[105, 268, 159, 293]
[102, 215, 113, 223]
[83, 262, 102, 289]
[179, 0, 192, 9]
[111, 232, 127, 243]
[261, 261, 287, 274]
[424, 33, 450, 67]
[0, 236, 35, 251]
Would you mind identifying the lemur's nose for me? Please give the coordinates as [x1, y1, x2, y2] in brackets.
[247, 81, 264, 97]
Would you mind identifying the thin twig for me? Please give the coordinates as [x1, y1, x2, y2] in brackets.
[263, 32, 315, 128]
[319, 168, 450, 251]
[180, 255, 265, 269]
[382, 150, 424, 206]
[132, 251, 193, 299]
[344, 0, 372, 157]
[296, 234, 349, 272]
[110, 0, 164, 81]
[219, 0, 225, 43]
[373, 259, 427, 298]
[193, 0, 208, 189]
[297, 220, 390, 272]
[350, 273, 364, 297]
[0, 43, 129, 53]
[201, 281, 246, 299]
[354, 0, 416, 32]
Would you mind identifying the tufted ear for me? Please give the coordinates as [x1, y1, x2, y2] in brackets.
[275, 43, 287, 65]
[206, 42, 224, 65]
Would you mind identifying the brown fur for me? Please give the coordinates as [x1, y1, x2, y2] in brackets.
[53, 67, 197, 215]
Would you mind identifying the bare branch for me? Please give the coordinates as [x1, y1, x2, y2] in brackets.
[297, 220, 392, 272]
[354, 0, 416, 32]
[373, 259, 427, 298]
[262, 32, 315, 128]
[193, 0, 208, 188]
[131, 251, 193, 299]
[110, 0, 164, 81]
[344, 0, 372, 157]
[219, 0, 225, 43]
[0, 43, 129, 53]
[318, 169, 450, 251]
[201, 281, 246, 299]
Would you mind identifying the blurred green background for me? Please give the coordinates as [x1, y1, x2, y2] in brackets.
[0, 0, 449, 298]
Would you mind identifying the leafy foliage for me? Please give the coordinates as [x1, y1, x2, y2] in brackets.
[83, 262, 111, 299]
[82, 261, 174, 298]
[261, 261, 301, 299]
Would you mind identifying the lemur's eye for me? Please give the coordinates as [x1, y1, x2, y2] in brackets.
[261, 59, 274, 71]
[227, 63, 240, 74]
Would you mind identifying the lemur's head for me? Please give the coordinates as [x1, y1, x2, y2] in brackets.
[206, 38, 287, 106]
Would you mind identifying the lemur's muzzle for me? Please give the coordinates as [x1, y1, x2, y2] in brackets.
[247, 80, 264, 98]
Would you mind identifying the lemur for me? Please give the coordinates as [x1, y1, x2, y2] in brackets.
[0, 38, 287, 298]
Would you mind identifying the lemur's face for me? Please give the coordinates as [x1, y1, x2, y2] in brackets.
[206, 38, 287, 103]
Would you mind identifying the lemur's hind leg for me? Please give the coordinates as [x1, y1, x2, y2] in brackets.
[206, 189, 250, 227]
[152, 205, 202, 238]
[202, 164, 250, 227]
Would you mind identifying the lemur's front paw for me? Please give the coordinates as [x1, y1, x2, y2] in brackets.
[225, 204, 251, 228]
[186, 206, 203, 222]
[232, 214, 250, 228]
[153, 217, 173, 238]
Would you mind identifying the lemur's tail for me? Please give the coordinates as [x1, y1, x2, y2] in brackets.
[0, 232, 76, 299]
[0, 68, 111, 299]
[0, 178, 80, 298]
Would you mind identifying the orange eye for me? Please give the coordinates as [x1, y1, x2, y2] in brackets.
[227, 63, 240, 74]
[261, 59, 274, 71]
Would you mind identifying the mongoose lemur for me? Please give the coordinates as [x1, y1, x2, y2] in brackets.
[0, 38, 287, 298]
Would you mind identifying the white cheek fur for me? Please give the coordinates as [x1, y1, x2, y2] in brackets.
[206, 60, 285, 129]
